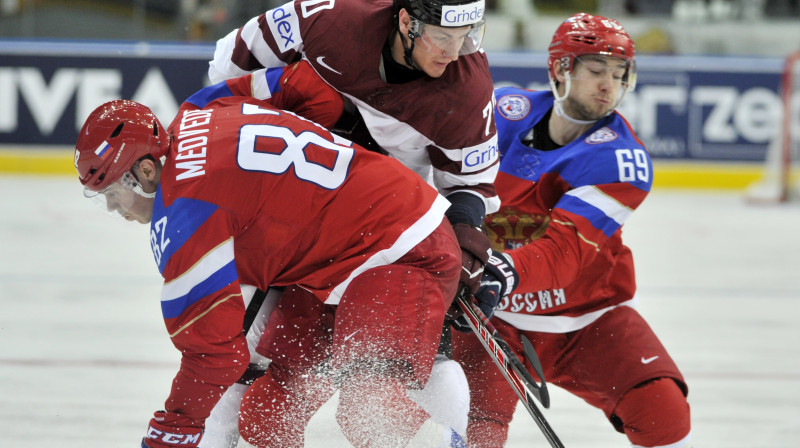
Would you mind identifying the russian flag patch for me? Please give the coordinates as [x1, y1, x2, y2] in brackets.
[95, 141, 111, 158]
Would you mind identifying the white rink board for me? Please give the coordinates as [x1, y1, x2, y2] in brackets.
[1, 176, 799, 447]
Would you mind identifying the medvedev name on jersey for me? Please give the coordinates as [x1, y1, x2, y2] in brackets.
[174, 109, 213, 181]
[441, 0, 484, 26]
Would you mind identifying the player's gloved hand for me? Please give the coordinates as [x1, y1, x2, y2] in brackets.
[446, 223, 491, 321]
[141, 411, 203, 448]
[452, 251, 518, 333]
[452, 223, 492, 295]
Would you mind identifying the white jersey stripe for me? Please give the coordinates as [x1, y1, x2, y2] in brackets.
[161, 238, 235, 303]
[494, 296, 638, 333]
[325, 194, 452, 305]
[251, 68, 275, 100]
[566, 185, 632, 225]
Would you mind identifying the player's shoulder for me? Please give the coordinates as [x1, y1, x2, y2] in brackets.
[297, 0, 391, 35]
[567, 120, 652, 189]
[431, 52, 495, 119]
[494, 86, 549, 100]
[588, 113, 646, 152]
[495, 88, 551, 123]
[445, 51, 494, 97]
[149, 186, 222, 271]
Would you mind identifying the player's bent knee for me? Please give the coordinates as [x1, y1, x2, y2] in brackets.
[612, 377, 691, 447]
[238, 370, 305, 448]
[464, 389, 516, 448]
[337, 374, 431, 448]
[466, 419, 510, 448]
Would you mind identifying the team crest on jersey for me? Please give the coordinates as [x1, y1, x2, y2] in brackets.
[497, 94, 531, 121]
[484, 208, 551, 252]
[585, 127, 618, 144]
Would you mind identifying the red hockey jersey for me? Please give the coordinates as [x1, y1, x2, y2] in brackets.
[150, 94, 450, 425]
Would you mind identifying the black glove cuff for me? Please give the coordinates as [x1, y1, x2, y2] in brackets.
[486, 250, 519, 297]
[445, 191, 486, 227]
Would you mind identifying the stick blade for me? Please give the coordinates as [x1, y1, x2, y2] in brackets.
[520, 334, 550, 408]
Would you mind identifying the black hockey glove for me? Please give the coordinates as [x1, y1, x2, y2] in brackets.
[452, 250, 519, 333]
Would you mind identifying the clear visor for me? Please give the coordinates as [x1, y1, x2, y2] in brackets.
[412, 18, 486, 57]
[83, 171, 153, 221]
[571, 55, 637, 91]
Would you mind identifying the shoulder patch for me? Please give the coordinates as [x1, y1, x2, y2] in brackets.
[585, 126, 618, 144]
[496, 94, 531, 121]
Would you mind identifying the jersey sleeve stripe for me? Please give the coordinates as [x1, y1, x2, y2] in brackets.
[558, 195, 623, 238]
[565, 186, 633, 225]
[250, 15, 291, 69]
[185, 82, 235, 109]
[161, 238, 237, 319]
[168, 292, 242, 338]
[161, 260, 237, 319]
[251, 67, 284, 99]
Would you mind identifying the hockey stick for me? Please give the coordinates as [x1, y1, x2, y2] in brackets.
[242, 287, 269, 333]
[236, 287, 282, 385]
[455, 293, 565, 448]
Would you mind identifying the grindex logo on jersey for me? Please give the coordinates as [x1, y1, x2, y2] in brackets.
[462, 141, 498, 172]
[146, 426, 202, 445]
[267, 3, 301, 53]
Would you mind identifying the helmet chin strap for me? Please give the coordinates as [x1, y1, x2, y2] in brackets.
[550, 69, 633, 125]
[127, 169, 157, 199]
[549, 72, 597, 126]
[401, 31, 422, 71]
[135, 188, 157, 199]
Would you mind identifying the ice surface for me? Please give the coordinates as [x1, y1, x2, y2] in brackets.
[1, 176, 798, 447]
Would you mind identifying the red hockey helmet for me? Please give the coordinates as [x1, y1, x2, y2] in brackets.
[74, 99, 168, 193]
[547, 13, 636, 89]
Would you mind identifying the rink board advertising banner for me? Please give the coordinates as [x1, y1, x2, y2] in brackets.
[0, 40, 788, 162]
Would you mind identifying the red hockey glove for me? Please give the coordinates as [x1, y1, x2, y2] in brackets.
[452, 223, 492, 295]
[141, 411, 203, 448]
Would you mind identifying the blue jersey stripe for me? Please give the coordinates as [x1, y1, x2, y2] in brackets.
[161, 259, 238, 319]
[264, 66, 283, 94]
[184, 82, 235, 109]
[557, 194, 622, 238]
[151, 192, 218, 274]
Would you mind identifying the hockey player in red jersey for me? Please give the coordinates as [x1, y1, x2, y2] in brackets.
[73, 94, 469, 447]
[451, 13, 692, 448]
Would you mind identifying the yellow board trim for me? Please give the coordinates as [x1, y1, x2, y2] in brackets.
[0, 147, 75, 176]
[0, 147, 772, 189]
[652, 161, 764, 190]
